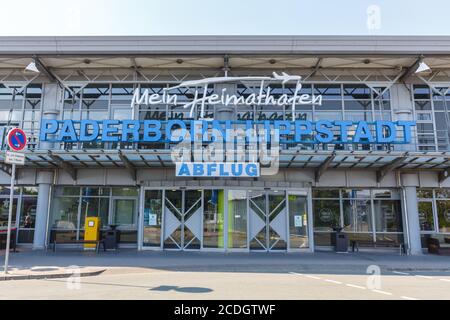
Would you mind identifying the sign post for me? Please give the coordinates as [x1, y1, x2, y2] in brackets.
[3, 128, 26, 275]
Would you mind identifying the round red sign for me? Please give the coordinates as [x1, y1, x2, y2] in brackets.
[7, 128, 27, 151]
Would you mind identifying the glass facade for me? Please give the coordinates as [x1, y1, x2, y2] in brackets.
[418, 189, 450, 247]
[140, 188, 310, 251]
[0, 186, 38, 244]
[413, 85, 450, 151]
[0, 81, 447, 253]
[6, 184, 450, 252]
[50, 187, 138, 243]
[48, 83, 398, 152]
[0, 84, 42, 151]
[1, 82, 448, 153]
[313, 189, 403, 247]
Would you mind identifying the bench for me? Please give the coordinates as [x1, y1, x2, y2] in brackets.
[52, 240, 106, 254]
[350, 239, 406, 255]
[0, 229, 17, 253]
[427, 238, 450, 256]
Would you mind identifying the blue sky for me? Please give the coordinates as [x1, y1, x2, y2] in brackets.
[0, 0, 448, 36]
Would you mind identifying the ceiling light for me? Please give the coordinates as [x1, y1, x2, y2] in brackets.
[415, 61, 431, 74]
[25, 60, 40, 73]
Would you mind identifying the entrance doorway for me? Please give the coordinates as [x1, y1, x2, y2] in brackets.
[249, 190, 288, 251]
[163, 190, 202, 250]
[141, 188, 312, 252]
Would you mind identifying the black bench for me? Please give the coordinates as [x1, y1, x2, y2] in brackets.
[0, 229, 17, 253]
[350, 239, 406, 255]
[427, 238, 450, 256]
[52, 240, 106, 254]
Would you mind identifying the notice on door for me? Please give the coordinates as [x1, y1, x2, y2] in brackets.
[294, 215, 303, 227]
[148, 214, 158, 226]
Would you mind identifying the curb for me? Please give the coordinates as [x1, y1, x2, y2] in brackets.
[385, 267, 450, 272]
[0, 269, 106, 282]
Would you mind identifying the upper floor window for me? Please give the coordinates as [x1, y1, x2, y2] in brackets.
[413, 85, 450, 152]
[0, 84, 42, 150]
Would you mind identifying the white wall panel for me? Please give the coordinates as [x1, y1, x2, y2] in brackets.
[105, 169, 135, 186]
[419, 172, 439, 187]
[316, 171, 346, 187]
[379, 172, 398, 188]
[347, 170, 377, 187]
[76, 169, 106, 185]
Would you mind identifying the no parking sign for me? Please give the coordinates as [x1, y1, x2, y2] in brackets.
[7, 128, 27, 152]
[3, 127, 27, 274]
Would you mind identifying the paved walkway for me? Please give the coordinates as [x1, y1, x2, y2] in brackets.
[0, 249, 449, 300]
[1, 247, 449, 279]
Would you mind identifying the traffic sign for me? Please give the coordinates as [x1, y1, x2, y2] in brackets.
[5, 151, 25, 165]
[2, 129, 26, 274]
[7, 128, 27, 152]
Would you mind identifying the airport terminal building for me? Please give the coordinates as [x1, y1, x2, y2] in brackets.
[0, 36, 449, 255]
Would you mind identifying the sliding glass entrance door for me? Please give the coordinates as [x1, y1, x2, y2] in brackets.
[141, 188, 311, 252]
[288, 192, 310, 250]
[164, 190, 202, 250]
[249, 190, 288, 252]
[203, 190, 225, 249]
[142, 190, 163, 248]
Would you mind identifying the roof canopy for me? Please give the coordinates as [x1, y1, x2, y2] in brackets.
[0, 36, 450, 71]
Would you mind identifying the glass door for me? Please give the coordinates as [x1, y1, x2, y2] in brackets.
[142, 190, 163, 248]
[268, 191, 288, 251]
[249, 190, 287, 252]
[288, 192, 310, 250]
[249, 190, 267, 250]
[163, 189, 202, 250]
[227, 190, 248, 250]
[203, 190, 225, 250]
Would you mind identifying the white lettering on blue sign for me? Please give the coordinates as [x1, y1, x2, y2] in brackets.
[39, 119, 416, 145]
[176, 162, 260, 178]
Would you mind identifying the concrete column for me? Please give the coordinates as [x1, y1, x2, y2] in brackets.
[33, 171, 54, 250]
[214, 84, 236, 121]
[40, 83, 61, 150]
[401, 173, 422, 255]
[390, 84, 415, 152]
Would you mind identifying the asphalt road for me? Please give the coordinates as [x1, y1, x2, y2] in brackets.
[0, 267, 449, 300]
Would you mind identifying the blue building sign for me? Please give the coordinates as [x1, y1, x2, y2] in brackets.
[39, 119, 416, 145]
[176, 162, 260, 178]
